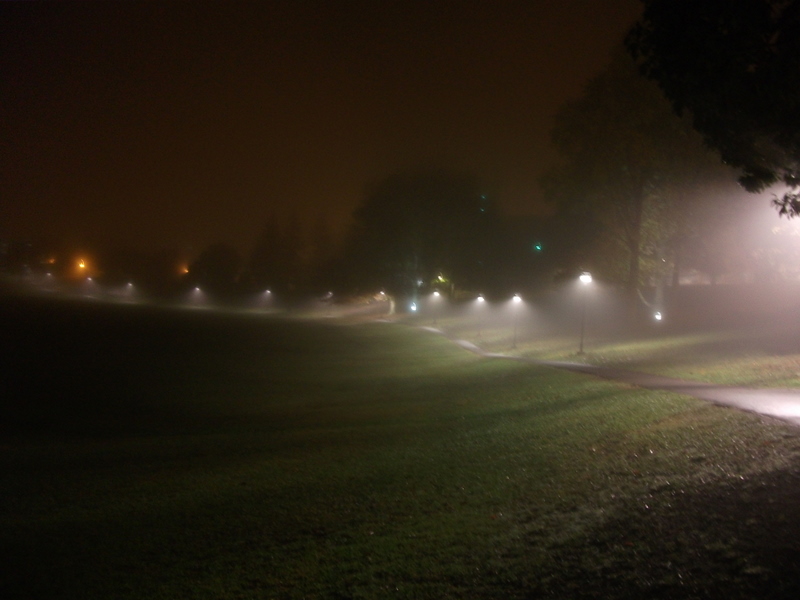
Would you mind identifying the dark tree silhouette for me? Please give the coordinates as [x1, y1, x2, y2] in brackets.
[342, 169, 495, 298]
[545, 50, 737, 296]
[247, 211, 306, 294]
[627, 0, 800, 215]
[188, 242, 242, 293]
[98, 246, 182, 294]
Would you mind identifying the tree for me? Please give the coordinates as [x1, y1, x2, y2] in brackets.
[306, 214, 337, 290]
[544, 50, 735, 296]
[341, 169, 495, 297]
[627, 0, 800, 215]
[98, 246, 182, 295]
[246, 211, 306, 293]
[546, 52, 678, 290]
[188, 242, 242, 293]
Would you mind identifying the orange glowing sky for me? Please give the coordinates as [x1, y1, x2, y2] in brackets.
[1, 0, 643, 256]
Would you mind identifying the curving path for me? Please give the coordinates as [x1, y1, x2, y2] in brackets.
[446, 336, 800, 428]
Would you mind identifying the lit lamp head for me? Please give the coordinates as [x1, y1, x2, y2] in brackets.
[579, 271, 592, 285]
[512, 294, 522, 303]
[476, 294, 485, 303]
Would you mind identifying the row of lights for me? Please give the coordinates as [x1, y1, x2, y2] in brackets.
[414, 271, 662, 352]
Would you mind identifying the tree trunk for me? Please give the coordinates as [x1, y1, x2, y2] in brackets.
[626, 191, 644, 320]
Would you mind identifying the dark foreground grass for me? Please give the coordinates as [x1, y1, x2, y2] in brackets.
[2, 296, 800, 598]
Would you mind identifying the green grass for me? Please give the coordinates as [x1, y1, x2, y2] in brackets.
[2, 298, 800, 598]
[426, 309, 800, 389]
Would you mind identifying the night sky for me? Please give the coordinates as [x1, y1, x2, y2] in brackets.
[2, 0, 642, 257]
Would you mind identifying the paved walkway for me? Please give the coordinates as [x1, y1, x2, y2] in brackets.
[447, 336, 800, 428]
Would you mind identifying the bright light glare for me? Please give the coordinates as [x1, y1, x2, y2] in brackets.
[78, 260, 86, 269]
[476, 294, 485, 302]
[513, 294, 522, 303]
[579, 271, 592, 284]
[654, 311, 663, 321]
[433, 291, 441, 297]
[410, 302, 417, 312]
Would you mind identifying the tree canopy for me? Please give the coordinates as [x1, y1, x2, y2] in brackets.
[246, 212, 305, 293]
[342, 170, 494, 297]
[627, 0, 800, 215]
[188, 242, 242, 293]
[544, 50, 736, 292]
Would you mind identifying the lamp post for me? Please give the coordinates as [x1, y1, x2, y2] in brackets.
[476, 294, 485, 338]
[578, 271, 592, 354]
[512, 293, 522, 348]
[432, 290, 441, 326]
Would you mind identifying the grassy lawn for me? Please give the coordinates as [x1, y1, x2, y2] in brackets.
[429, 308, 800, 389]
[2, 296, 800, 598]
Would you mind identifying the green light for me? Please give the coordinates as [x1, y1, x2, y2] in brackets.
[533, 243, 542, 252]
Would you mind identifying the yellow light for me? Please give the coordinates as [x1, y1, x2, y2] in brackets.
[78, 259, 86, 269]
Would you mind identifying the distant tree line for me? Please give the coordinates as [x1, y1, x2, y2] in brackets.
[9, 1, 800, 305]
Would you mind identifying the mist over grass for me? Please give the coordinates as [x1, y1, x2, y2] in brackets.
[420, 282, 800, 388]
[2, 294, 800, 598]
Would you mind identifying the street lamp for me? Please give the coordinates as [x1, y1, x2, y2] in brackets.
[512, 293, 522, 348]
[578, 272, 592, 354]
[432, 290, 441, 326]
[475, 294, 485, 337]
